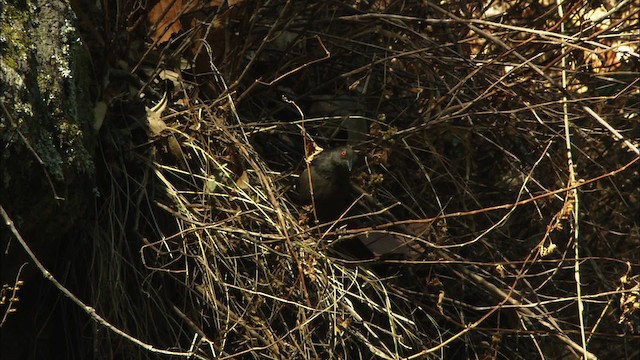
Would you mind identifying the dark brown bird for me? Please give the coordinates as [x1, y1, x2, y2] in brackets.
[296, 146, 356, 222]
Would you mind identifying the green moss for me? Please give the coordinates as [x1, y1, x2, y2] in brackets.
[1, 0, 95, 185]
[0, 1, 33, 71]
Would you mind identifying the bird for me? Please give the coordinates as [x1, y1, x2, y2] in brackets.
[296, 146, 356, 222]
[296, 146, 423, 260]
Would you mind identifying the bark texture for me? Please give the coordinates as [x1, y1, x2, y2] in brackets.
[1, 0, 95, 357]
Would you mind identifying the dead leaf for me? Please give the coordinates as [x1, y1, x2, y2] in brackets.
[145, 93, 168, 135]
[148, 0, 184, 44]
[204, 176, 218, 194]
[303, 142, 323, 163]
[167, 135, 184, 161]
[93, 101, 107, 131]
[236, 170, 249, 190]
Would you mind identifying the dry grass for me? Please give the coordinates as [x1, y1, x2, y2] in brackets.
[84, 0, 640, 359]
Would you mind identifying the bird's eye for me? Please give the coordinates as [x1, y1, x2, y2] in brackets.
[341, 149, 347, 158]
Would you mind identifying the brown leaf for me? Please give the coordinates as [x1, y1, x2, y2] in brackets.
[235, 170, 249, 190]
[148, 0, 184, 44]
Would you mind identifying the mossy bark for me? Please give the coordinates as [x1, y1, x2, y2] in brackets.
[1, 0, 96, 240]
[1, 0, 96, 357]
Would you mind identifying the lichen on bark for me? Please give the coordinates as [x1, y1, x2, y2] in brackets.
[1, 0, 95, 243]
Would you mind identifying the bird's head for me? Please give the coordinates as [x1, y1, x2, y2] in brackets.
[328, 146, 356, 172]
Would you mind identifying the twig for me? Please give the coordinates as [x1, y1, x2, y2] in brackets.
[0, 205, 202, 359]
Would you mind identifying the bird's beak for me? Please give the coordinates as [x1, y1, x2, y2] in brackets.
[346, 158, 355, 172]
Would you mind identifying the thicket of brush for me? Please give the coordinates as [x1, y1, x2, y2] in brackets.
[29, 1, 640, 359]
